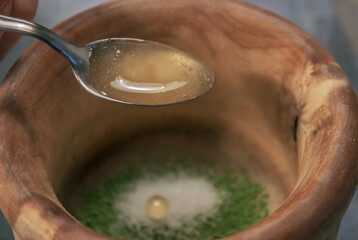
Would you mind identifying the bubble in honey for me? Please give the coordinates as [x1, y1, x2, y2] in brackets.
[89, 39, 214, 105]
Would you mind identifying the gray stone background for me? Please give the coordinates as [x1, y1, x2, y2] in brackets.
[0, 0, 357, 239]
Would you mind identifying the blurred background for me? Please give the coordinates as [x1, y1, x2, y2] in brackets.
[0, 0, 357, 239]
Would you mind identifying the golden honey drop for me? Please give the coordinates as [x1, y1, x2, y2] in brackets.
[145, 195, 170, 221]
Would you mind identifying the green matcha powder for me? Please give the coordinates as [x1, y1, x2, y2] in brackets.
[72, 153, 268, 240]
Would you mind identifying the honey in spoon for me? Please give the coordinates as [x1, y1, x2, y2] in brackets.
[89, 39, 214, 106]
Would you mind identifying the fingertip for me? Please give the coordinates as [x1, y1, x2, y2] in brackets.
[0, 0, 12, 15]
[11, 0, 38, 20]
[0, 0, 39, 60]
[0, 0, 13, 59]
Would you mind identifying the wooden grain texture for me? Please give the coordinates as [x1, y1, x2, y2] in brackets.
[0, 0, 357, 239]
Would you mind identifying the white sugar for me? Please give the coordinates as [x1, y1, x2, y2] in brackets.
[114, 173, 222, 229]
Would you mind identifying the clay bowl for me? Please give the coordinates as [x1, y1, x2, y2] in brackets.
[0, 0, 357, 239]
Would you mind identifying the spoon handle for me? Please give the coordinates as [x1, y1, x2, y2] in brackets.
[0, 14, 87, 64]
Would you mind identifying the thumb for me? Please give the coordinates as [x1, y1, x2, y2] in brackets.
[0, 0, 13, 59]
[0, 0, 13, 38]
[0, 0, 38, 60]
[0, 0, 12, 15]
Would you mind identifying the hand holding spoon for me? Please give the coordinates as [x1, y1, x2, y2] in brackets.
[0, 15, 214, 106]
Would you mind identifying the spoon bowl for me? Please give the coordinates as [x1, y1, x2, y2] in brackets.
[87, 38, 215, 106]
[0, 15, 214, 106]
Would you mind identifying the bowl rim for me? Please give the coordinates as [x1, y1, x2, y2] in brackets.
[0, 0, 357, 239]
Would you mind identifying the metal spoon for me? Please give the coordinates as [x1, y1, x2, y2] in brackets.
[0, 15, 214, 106]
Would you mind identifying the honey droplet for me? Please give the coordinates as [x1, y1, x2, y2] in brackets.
[146, 195, 170, 221]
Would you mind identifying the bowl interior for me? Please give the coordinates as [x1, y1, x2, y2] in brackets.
[39, 2, 301, 213]
[4, 0, 299, 230]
